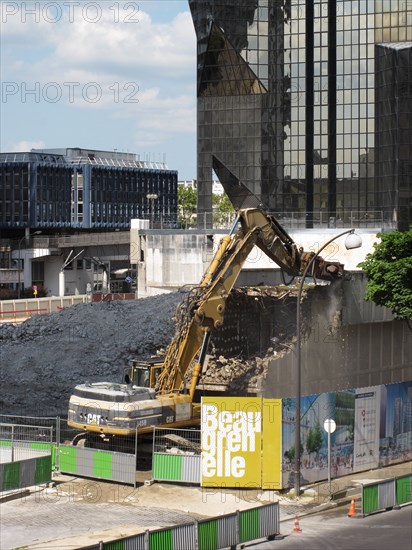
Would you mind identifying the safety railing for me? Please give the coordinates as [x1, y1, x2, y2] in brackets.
[0, 295, 87, 323]
[81, 501, 280, 550]
[361, 474, 412, 516]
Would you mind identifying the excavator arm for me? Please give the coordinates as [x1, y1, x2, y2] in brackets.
[155, 207, 344, 396]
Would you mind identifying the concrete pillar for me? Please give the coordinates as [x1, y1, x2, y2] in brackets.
[59, 271, 65, 297]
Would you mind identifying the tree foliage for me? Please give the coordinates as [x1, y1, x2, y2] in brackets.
[358, 227, 412, 320]
[177, 184, 235, 228]
[306, 423, 323, 454]
[177, 185, 197, 227]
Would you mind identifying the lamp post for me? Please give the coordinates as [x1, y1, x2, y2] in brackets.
[17, 231, 42, 299]
[146, 193, 158, 228]
[294, 229, 362, 498]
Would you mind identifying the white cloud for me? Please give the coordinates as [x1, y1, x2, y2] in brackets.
[3, 6, 196, 82]
[1, 2, 197, 177]
[12, 140, 46, 151]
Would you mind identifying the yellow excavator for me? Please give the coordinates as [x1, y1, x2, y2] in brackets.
[67, 206, 345, 442]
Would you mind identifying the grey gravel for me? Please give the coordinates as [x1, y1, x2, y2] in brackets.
[0, 294, 183, 417]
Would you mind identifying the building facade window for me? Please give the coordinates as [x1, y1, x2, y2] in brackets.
[190, 0, 412, 229]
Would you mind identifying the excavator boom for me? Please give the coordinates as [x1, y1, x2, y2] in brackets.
[68, 189, 346, 440]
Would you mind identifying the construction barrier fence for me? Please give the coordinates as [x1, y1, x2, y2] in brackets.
[0, 454, 52, 492]
[361, 474, 412, 516]
[0, 419, 57, 468]
[0, 417, 138, 487]
[152, 428, 201, 484]
[58, 444, 137, 487]
[0, 295, 87, 323]
[80, 502, 280, 550]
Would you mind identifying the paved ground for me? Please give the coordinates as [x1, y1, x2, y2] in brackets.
[1, 462, 410, 549]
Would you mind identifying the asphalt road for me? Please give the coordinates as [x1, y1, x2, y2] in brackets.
[257, 504, 412, 550]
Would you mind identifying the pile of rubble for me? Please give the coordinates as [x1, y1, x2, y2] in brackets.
[200, 355, 267, 391]
[0, 287, 298, 417]
[0, 293, 183, 416]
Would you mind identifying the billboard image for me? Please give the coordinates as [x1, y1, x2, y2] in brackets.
[201, 397, 283, 488]
[281, 381, 412, 487]
[201, 397, 262, 487]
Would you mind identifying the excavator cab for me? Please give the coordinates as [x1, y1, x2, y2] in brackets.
[123, 360, 163, 388]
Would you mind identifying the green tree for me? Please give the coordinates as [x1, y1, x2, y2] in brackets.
[178, 185, 235, 228]
[306, 423, 323, 454]
[177, 185, 197, 228]
[212, 192, 235, 226]
[358, 227, 412, 320]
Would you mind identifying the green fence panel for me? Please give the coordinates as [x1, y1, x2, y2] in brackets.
[0, 440, 12, 447]
[34, 455, 52, 485]
[103, 541, 124, 550]
[198, 519, 219, 550]
[153, 453, 182, 481]
[150, 528, 173, 550]
[94, 450, 113, 479]
[30, 443, 57, 470]
[363, 484, 379, 515]
[396, 476, 412, 505]
[59, 445, 77, 473]
[240, 508, 260, 543]
[2, 461, 20, 491]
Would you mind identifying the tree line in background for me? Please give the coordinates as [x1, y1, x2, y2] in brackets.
[178, 185, 234, 228]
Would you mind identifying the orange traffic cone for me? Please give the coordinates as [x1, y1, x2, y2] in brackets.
[293, 514, 302, 533]
[347, 497, 357, 517]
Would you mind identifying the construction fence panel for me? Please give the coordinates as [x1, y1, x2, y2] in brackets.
[0, 454, 52, 492]
[198, 515, 239, 550]
[58, 444, 136, 486]
[396, 475, 412, 506]
[0, 421, 57, 468]
[77, 503, 280, 550]
[362, 479, 396, 516]
[149, 523, 196, 550]
[257, 502, 280, 539]
[82, 531, 147, 550]
[152, 428, 201, 484]
[0, 415, 59, 444]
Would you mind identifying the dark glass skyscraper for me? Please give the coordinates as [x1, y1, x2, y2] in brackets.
[189, 0, 412, 229]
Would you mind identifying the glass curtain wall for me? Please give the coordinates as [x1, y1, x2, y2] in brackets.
[190, 0, 412, 229]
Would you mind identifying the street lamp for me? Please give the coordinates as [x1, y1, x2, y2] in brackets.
[294, 229, 362, 498]
[146, 193, 158, 228]
[17, 231, 42, 299]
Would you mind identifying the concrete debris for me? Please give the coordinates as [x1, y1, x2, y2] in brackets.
[200, 355, 267, 390]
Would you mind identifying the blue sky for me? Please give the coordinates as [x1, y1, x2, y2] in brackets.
[0, 1, 197, 179]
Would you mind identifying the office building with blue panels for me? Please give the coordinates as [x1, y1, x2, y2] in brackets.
[0, 148, 178, 233]
[189, 1, 412, 230]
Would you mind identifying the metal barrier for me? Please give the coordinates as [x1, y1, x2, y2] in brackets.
[152, 428, 201, 484]
[0, 417, 137, 487]
[0, 295, 87, 323]
[0, 454, 52, 492]
[0, 400, 56, 480]
[59, 445, 137, 487]
[81, 502, 280, 550]
[0, 421, 56, 468]
[57, 419, 138, 486]
[361, 474, 412, 516]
